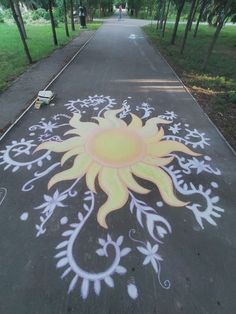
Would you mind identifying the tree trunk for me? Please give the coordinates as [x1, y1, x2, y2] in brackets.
[202, 20, 223, 70]
[8, 0, 32, 64]
[193, 0, 206, 38]
[14, 0, 27, 39]
[162, 0, 171, 37]
[70, 0, 75, 31]
[160, 1, 167, 30]
[63, 0, 70, 37]
[156, 2, 160, 30]
[149, 1, 153, 17]
[48, 0, 58, 46]
[214, 13, 222, 27]
[202, 0, 232, 70]
[87, 5, 94, 22]
[188, 0, 199, 31]
[171, 0, 186, 45]
[180, 0, 197, 54]
[110, 0, 112, 13]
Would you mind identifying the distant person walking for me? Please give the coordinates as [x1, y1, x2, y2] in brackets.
[118, 5, 122, 20]
[79, 4, 87, 28]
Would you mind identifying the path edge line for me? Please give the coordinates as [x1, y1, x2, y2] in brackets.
[0, 31, 96, 142]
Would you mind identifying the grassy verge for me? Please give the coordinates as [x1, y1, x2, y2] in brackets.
[0, 22, 101, 92]
[143, 23, 236, 151]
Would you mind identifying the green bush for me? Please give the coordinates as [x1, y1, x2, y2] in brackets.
[22, 11, 31, 22]
[93, 9, 100, 18]
[54, 19, 59, 28]
[32, 11, 40, 20]
[32, 8, 50, 21]
[138, 11, 147, 20]
[53, 7, 64, 22]
[2, 9, 12, 19]
[0, 12, 4, 23]
[229, 91, 236, 104]
[44, 12, 50, 20]
[36, 8, 47, 17]
[36, 8, 50, 20]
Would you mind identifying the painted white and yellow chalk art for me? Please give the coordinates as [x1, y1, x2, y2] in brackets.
[0, 95, 224, 300]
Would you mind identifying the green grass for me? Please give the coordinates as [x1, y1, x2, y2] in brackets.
[143, 23, 236, 86]
[0, 22, 101, 91]
[143, 23, 236, 149]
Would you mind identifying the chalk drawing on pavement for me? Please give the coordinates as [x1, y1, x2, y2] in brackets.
[0, 187, 7, 206]
[20, 212, 29, 221]
[35, 107, 200, 229]
[0, 95, 224, 300]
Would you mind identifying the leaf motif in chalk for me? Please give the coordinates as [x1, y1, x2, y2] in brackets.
[94, 280, 101, 296]
[104, 276, 114, 288]
[81, 279, 89, 299]
[116, 266, 126, 274]
[56, 257, 68, 268]
[68, 275, 79, 293]
[116, 236, 124, 246]
[120, 247, 131, 257]
[62, 230, 74, 237]
[54, 251, 67, 259]
[96, 248, 105, 256]
[56, 241, 68, 250]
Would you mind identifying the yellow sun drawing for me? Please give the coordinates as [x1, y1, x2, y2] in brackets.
[35, 109, 200, 228]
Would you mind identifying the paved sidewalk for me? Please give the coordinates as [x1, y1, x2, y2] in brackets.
[0, 17, 235, 314]
[0, 30, 95, 134]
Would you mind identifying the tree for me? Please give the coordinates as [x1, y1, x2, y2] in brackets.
[63, 0, 69, 37]
[85, 0, 97, 21]
[180, 0, 198, 54]
[2, 0, 28, 38]
[48, 0, 58, 45]
[14, 0, 27, 39]
[146, 0, 156, 17]
[162, 0, 171, 37]
[8, 0, 32, 63]
[70, 0, 75, 31]
[193, 0, 208, 37]
[156, 0, 165, 29]
[22, 0, 50, 10]
[159, 0, 167, 29]
[188, 0, 200, 30]
[203, 0, 236, 70]
[171, 0, 186, 45]
[127, 0, 144, 17]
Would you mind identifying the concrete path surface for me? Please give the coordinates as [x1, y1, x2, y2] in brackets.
[0, 30, 95, 134]
[0, 16, 235, 314]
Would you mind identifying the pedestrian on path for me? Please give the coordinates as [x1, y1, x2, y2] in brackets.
[79, 3, 87, 29]
[118, 5, 122, 20]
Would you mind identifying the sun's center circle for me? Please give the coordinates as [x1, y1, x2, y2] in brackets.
[86, 128, 145, 167]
